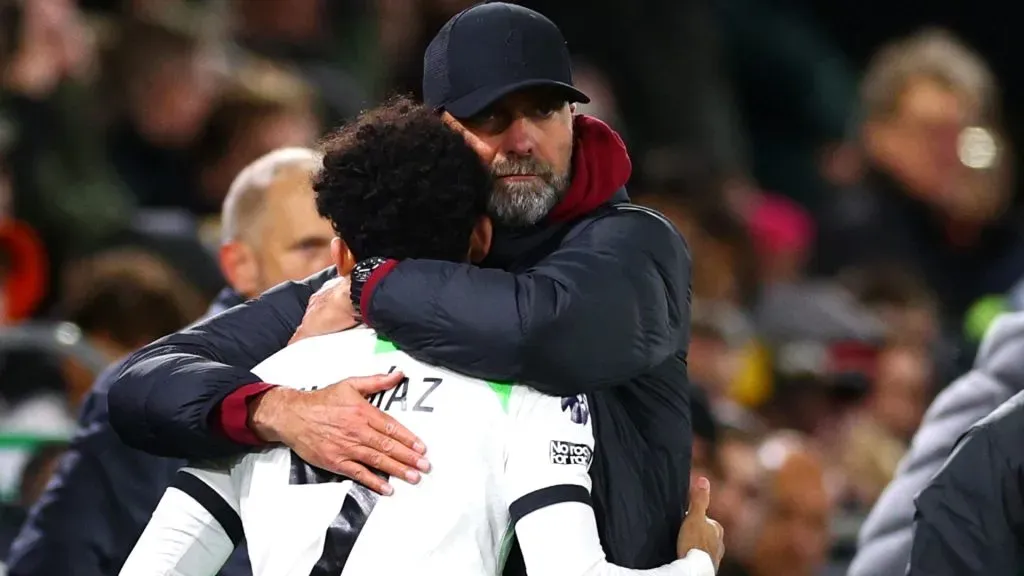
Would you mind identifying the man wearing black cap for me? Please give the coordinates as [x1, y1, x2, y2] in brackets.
[108, 2, 694, 572]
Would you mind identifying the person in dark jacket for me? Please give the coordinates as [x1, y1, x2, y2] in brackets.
[5, 148, 336, 576]
[850, 312, 1024, 576]
[108, 3, 694, 571]
[907, 389, 1024, 576]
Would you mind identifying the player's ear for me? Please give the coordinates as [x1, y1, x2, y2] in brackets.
[219, 241, 259, 299]
[468, 216, 493, 263]
[332, 237, 357, 276]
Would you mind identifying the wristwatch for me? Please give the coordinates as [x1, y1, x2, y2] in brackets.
[349, 257, 391, 316]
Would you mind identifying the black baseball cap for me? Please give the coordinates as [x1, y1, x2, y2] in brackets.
[423, 2, 590, 119]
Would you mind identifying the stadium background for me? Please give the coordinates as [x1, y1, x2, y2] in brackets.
[2, 0, 1023, 574]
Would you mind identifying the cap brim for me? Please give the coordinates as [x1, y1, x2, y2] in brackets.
[443, 79, 590, 119]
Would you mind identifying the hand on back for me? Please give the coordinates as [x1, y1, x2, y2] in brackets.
[249, 372, 431, 495]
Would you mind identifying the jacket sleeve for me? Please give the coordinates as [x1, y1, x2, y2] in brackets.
[907, 425, 1018, 576]
[107, 271, 331, 459]
[848, 373, 1012, 576]
[366, 208, 691, 394]
[851, 313, 1024, 576]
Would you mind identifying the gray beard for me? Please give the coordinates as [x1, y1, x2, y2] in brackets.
[488, 172, 570, 227]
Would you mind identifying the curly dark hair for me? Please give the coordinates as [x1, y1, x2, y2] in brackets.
[314, 96, 492, 262]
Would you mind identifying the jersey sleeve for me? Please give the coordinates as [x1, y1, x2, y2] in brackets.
[119, 467, 244, 576]
[505, 389, 715, 576]
[503, 390, 596, 516]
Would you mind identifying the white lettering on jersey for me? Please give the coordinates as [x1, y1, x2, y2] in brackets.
[549, 440, 593, 466]
[366, 372, 443, 413]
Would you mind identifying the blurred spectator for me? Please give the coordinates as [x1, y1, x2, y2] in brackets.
[815, 28, 1023, 321]
[0, 247, 205, 496]
[842, 265, 941, 349]
[56, 248, 207, 409]
[754, 282, 886, 435]
[722, 432, 833, 576]
[750, 433, 832, 576]
[194, 61, 320, 217]
[105, 17, 223, 212]
[740, 191, 816, 286]
[3, 0, 133, 307]
[232, 0, 368, 125]
[840, 345, 933, 507]
[712, 0, 858, 213]
[714, 428, 762, 576]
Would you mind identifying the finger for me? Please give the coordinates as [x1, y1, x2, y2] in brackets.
[369, 410, 428, 456]
[687, 476, 711, 518]
[708, 518, 724, 541]
[350, 445, 423, 485]
[347, 372, 405, 395]
[361, 425, 430, 472]
[336, 461, 395, 496]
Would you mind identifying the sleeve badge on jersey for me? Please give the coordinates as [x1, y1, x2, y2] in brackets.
[561, 394, 589, 425]
[550, 439, 593, 466]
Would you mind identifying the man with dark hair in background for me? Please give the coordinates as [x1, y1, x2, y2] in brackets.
[109, 3, 694, 571]
[5, 149, 336, 576]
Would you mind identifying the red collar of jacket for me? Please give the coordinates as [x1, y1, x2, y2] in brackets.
[546, 114, 632, 223]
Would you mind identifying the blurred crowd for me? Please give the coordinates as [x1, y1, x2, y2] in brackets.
[2, 0, 1024, 575]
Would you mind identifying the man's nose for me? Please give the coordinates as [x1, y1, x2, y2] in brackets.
[501, 117, 536, 157]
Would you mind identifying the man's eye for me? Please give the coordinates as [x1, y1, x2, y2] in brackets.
[465, 112, 510, 134]
[531, 105, 558, 119]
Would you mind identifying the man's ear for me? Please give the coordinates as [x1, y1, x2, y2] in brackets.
[219, 242, 259, 299]
[331, 237, 356, 276]
[468, 216, 493, 263]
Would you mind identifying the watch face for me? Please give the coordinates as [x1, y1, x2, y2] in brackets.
[353, 257, 386, 282]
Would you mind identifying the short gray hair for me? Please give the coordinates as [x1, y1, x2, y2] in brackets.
[861, 28, 996, 121]
[220, 147, 323, 244]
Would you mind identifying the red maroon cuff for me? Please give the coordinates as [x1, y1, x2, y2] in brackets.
[216, 382, 278, 446]
[359, 258, 398, 326]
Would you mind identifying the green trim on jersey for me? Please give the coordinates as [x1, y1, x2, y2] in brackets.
[373, 335, 513, 414]
[487, 382, 513, 413]
[496, 524, 515, 573]
[374, 337, 398, 354]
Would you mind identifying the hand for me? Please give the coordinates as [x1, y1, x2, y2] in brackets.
[4, 0, 94, 95]
[290, 277, 358, 345]
[677, 477, 725, 572]
[249, 372, 430, 495]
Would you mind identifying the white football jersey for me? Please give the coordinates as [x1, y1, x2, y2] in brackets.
[121, 327, 713, 576]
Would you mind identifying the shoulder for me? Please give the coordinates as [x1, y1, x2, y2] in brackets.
[252, 327, 383, 384]
[970, 390, 1024, 451]
[925, 390, 1024, 489]
[511, 388, 593, 436]
[566, 202, 689, 262]
[580, 202, 683, 239]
